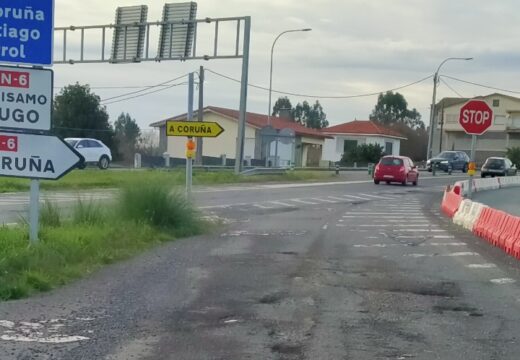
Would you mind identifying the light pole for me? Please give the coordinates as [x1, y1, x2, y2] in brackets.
[427, 57, 473, 160]
[266, 28, 311, 167]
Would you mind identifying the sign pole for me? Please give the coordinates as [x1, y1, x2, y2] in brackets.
[186, 73, 195, 199]
[29, 180, 40, 243]
[467, 134, 477, 199]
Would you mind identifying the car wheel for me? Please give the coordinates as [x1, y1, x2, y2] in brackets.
[462, 164, 468, 173]
[78, 162, 86, 170]
[427, 168, 432, 173]
[413, 180, 417, 186]
[374, 179, 380, 185]
[448, 167, 453, 175]
[402, 180, 407, 186]
[98, 155, 110, 170]
[481, 173, 486, 178]
[386, 181, 390, 184]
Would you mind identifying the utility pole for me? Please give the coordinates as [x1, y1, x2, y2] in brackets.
[196, 66, 204, 165]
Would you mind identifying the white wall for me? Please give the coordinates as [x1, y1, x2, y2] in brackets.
[322, 135, 401, 161]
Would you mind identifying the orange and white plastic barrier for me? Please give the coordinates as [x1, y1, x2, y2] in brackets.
[440, 184, 463, 218]
[444, 177, 520, 260]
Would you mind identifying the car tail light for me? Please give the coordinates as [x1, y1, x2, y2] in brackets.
[399, 166, 405, 172]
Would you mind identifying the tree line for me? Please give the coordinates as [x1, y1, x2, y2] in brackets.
[52, 83, 150, 163]
[272, 91, 428, 161]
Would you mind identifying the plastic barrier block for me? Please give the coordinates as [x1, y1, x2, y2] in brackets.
[503, 217, 520, 255]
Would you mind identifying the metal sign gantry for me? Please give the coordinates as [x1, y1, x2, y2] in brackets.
[53, 6, 251, 174]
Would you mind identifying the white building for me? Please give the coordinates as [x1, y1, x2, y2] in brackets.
[321, 120, 406, 162]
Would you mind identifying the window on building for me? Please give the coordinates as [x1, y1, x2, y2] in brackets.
[343, 140, 358, 154]
[385, 141, 393, 155]
[493, 99, 500, 107]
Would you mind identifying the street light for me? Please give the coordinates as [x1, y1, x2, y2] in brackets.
[267, 28, 312, 126]
[426, 57, 473, 159]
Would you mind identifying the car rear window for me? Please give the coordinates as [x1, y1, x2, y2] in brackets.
[484, 158, 504, 166]
[380, 158, 403, 166]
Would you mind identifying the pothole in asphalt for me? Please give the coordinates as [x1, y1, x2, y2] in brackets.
[271, 343, 303, 356]
[387, 281, 461, 298]
[259, 292, 286, 304]
[433, 304, 483, 317]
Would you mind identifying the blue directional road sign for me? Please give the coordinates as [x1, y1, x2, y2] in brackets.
[0, 0, 54, 66]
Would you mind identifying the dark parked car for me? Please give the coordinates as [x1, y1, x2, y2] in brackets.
[481, 157, 517, 177]
[426, 151, 470, 174]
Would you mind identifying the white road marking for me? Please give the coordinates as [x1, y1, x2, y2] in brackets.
[327, 196, 350, 201]
[269, 201, 296, 207]
[405, 252, 479, 258]
[353, 242, 466, 248]
[395, 229, 447, 232]
[310, 198, 338, 203]
[358, 224, 429, 227]
[342, 194, 371, 201]
[466, 263, 497, 269]
[358, 193, 396, 200]
[322, 224, 329, 230]
[0, 321, 14, 329]
[490, 278, 516, 284]
[433, 235, 455, 239]
[253, 204, 276, 209]
[0, 334, 90, 343]
[291, 199, 318, 205]
[342, 216, 427, 219]
[336, 224, 346, 227]
[343, 212, 423, 215]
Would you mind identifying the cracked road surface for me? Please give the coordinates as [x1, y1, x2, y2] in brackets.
[1, 176, 520, 359]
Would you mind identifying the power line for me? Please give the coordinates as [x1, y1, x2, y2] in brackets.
[442, 75, 520, 95]
[100, 73, 189, 102]
[439, 77, 464, 98]
[55, 85, 175, 90]
[53, 126, 114, 132]
[206, 68, 433, 99]
[101, 82, 187, 106]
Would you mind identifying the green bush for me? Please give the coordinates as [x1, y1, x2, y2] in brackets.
[0, 181, 207, 300]
[341, 144, 384, 164]
[116, 182, 200, 234]
[40, 200, 62, 227]
[506, 147, 520, 168]
[72, 199, 106, 225]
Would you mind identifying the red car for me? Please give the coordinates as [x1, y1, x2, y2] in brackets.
[373, 156, 419, 186]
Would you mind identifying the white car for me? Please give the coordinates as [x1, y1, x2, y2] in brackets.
[65, 138, 112, 170]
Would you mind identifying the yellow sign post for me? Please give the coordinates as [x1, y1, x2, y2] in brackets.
[167, 121, 224, 138]
[468, 161, 476, 177]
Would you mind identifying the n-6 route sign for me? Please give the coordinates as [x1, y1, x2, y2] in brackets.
[459, 100, 494, 135]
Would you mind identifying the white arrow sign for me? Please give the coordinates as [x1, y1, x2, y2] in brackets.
[0, 132, 84, 180]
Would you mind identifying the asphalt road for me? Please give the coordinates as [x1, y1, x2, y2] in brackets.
[3, 173, 520, 359]
[473, 187, 520, 216]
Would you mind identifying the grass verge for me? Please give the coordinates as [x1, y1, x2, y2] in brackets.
[0, 182, 208, 301]
[0, 169, 338, 193]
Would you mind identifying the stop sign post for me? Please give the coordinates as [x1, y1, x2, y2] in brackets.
[459, 100, 494, 198]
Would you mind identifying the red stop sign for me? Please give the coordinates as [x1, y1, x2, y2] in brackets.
[459, 100, 493, 135]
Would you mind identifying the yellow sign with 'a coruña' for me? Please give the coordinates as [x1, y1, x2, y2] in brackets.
[166, 121, 225, 138]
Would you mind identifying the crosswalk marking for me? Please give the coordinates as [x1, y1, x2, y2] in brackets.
[269, 201, 296, 207]
[358, 193, 396, 200]
[291, 199, 319, 205]
[310, 198, 338, 203]
[253, 204, 276, 209]
[342, 194, 371, 201]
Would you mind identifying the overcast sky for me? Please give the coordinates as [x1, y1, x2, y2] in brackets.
[53, 0, 520, 130]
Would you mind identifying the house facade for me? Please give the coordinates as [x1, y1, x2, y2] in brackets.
[321, 120, 406, 162]
[431, 93, 520, 162]
[150, 106, 330, 167]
